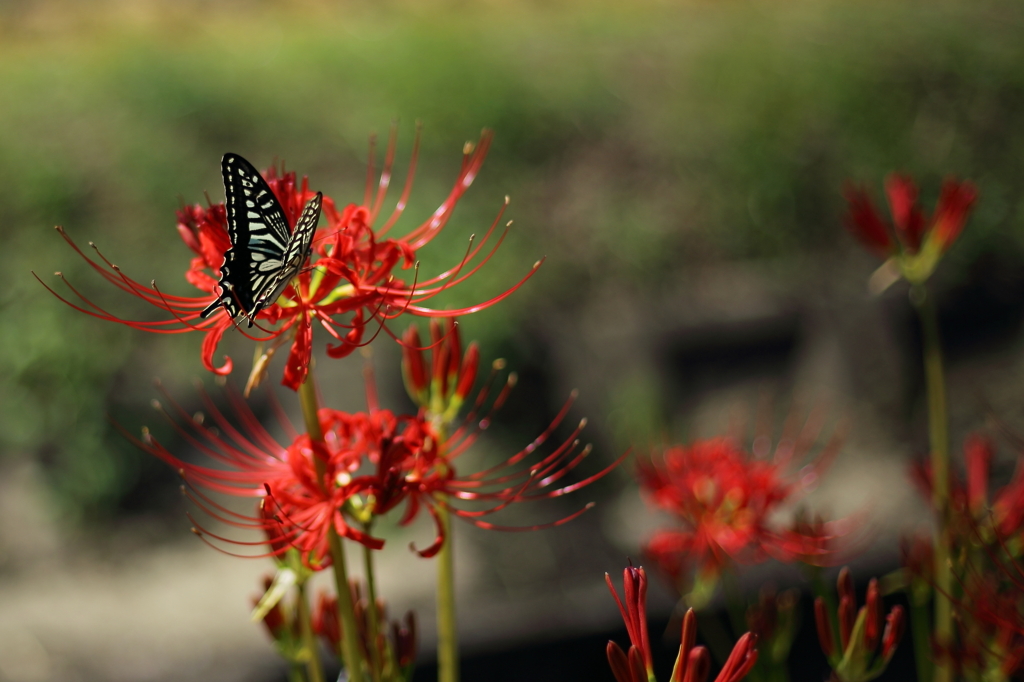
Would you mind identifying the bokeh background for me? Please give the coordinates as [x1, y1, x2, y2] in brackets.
[4, 0, 1024, 680]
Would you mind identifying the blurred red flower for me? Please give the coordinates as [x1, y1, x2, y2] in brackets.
[843, 174, 976, 258]
[638, 423, 847, 587]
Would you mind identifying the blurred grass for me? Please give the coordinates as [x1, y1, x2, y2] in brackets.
[3, 0, 1024, 523]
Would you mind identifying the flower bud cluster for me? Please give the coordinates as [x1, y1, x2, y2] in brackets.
[814, 567, 905, 682]
[605, 566, 758, 682]
[401, 318, 479, 425]
[312, 583, 417, 681]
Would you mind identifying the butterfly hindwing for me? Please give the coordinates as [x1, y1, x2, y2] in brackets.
[252, 191, 322, 317]
[200, 153, 322, 327]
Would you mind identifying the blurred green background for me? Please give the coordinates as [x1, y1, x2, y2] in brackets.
[5, 0, 1024, 679]
[7, 0, 1024, 527]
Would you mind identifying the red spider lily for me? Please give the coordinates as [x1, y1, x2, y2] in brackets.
[605, 566, 758, 682]
[911, 433, 1024, 540]
[638, 414, 846, 587]
[39, 128, 539, 390]
[126, 357, 624, 561]
[814, 567, 904, 682]
[843, 174, 976, 258]
[119, 382, 379, 568]
[339, 363, 628, 558]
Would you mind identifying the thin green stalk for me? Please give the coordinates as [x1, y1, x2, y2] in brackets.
[909, 588, 935, 682]
[297, 579, 325, 682]
[299, 371, 367, 682]
[288, 664, 308, 682]
[912, 283, 953, 682]
[436, 501, 459, 682]
[363, 523, 383, 682]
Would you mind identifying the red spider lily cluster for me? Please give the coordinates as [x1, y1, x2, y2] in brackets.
[906, 433, 1024, 677]
[41, 129, 634, 682]
[40, 128, 537, 391]
[127, 334, 622, 565]
[637, 427, 847, 593]
[605, 566, 758, 682]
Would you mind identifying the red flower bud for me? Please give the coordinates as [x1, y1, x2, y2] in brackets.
[814, 597, 835, 658]
[838, 595, 855, 651]
[844, 183, 896, 257]
[684, 646, 710, 682]
[430, 319, 446, 393]
[965, 434, 993, 514]
[392, 611, 417, 668]
[885, 174, 926, 252]
[455, 342, 480, 400]
[931, 178, 977, 250]
[718, 632, 758, 682]
[606, 641, 633, 682]
[402, 325, 428, 398]
[882, 605, 905, 660]
[865, 578, 881, 650]
[446, 318, 462, 388]
[629, 645, 647, 682]
[837, 566, 855, 603]
[313, 592, 341, 654]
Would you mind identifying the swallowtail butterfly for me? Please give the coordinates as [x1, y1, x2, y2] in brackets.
[201, 153, 322, 327]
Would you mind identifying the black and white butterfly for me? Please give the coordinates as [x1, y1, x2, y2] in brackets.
[201, 153, 322, 327]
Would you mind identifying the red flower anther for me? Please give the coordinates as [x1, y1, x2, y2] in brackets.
[40, 128, 540, 391]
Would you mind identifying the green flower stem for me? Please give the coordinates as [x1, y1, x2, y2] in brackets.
[911, 283, 953, 682]
[297, 579, 325, 682]
[299, 370, 367, 682]
[436, 500, 459, 682]
[363, 523, 383, 682]
[288, 664, 308, 682]
[909, 584, 935, 682]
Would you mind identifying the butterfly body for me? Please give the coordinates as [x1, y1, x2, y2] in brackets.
[201, 153, 322, 327]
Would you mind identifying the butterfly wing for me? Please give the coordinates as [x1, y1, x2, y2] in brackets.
[201, 153, 296, 322]
[250, 191, 322, 323]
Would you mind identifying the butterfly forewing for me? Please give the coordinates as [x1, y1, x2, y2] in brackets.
[200, 154, 322, 327]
